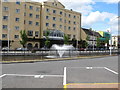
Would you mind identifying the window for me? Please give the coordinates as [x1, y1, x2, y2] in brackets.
[29, 6, 33, 10]
[24, 20, 26, 24]
[60, 18, 62, 22]
[53, 10, 56, 14]
[68, 21, 71, 24]
[29, 21, 32, 25]
[36, 15, 39, 18]
[15, 18, 20, 22]
[64, 20, 66, 23]
[35, 31, 39, 37]
[52, 3, 54, 6]
[24, 12, 26, 16]
[73, 35, 76, 38]
[24, 4, 26, 8]
[3, 25, 8, 29]
[60, 25, 62, 28]
[74, 15, 76, 18]
[16, 9, 20, 13]
[46, 23, 49, 27]
[29, 13, 33, 17]
[53, 24, 56, 28]
[64, 26, 66, 30]
[2, 34, 7, 38]
[16, 1, 20, 5]
[46, 8, 49, 12]
[3, 16, 8, 20]
[53, 17, 56, 21]
[60, 11, 62, 15]
[64, 13, 66, 17]
[73, 27, 76, 30]
[28, 31, 33, 36]
[69, 14, 71, 18]
[36, 7, 40, 11]
[46, 16, 49, 20]
[3, 7, 8, 11]
[73, 21, 76, 25]
[36, 22, 39, 26]
[15, 26, 19, 30]
[4, 0, 8, 2]
[68, 26, 71, 30]
[14, 35, 19, 39]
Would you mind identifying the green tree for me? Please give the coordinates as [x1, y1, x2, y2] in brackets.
[72, 37, 77, 47]
[20, 30, 28, 48]
[44, 30, 50, 48]
[96, 37, 101, 47]
[64, 34, 70, 45]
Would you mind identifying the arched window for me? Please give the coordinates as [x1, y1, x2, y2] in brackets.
[34, 43, 38, 48]
[27, 43, 33, 49]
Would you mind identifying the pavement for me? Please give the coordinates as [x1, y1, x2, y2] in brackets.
[0, 56, 119, 88]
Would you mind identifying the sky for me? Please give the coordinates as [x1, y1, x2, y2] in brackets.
[33, 0, 119, 36]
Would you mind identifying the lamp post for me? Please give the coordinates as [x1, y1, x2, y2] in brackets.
[109, 16, 120, 55]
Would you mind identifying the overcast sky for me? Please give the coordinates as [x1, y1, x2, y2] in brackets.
[33, 0, 119, 35]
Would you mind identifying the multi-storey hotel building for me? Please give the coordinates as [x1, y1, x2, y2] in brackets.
[0, 0, 81, 49]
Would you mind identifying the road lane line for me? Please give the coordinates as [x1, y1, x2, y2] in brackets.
[5, 74, 63, 78]
[0, 74, 6, 78]
[63, 67, 67, 85]
[104, 67, 118, 75]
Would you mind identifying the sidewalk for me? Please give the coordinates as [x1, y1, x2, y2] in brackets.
[1, 55, 117, 64]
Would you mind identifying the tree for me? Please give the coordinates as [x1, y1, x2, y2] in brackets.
[20, 30, 28, 48]
[72, 37, 77, 47]
[64, 34, 70, 45]
[96, 37, 101, 47]
[44, 30, 50, 48]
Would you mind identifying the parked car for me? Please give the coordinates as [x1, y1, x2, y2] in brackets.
[16, 48, 28, 51]
[2, 47, 9, 51]
[85, 48, 93, 51]
[79, 48, 85, 51]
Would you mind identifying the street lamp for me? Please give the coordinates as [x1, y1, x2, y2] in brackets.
[109, 16, 120, 55]
[8, 9, 10, 52]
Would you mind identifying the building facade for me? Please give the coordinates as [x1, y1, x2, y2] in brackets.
[0, 0, 81, 49]
[81, 28, 101, 47]
[112, 36, 119, 49]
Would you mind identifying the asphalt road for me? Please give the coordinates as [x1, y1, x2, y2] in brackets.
[1, 56, 118, 88]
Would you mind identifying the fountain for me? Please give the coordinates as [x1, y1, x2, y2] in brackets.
[46, 44, 75, 58]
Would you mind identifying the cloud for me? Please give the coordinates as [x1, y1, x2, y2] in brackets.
[82, 11, 118, 35]
[96, 0, 119, 4]
[82, 11, 116, 26]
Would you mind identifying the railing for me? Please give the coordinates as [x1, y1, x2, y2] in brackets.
[1, 49, 119, 61]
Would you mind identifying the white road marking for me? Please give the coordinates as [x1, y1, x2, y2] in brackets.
[0, 74, 6, 78]
[63, 67, 67, 85]
[4, 74, 63, 78]
[104, 67, 118, 75]
[67, 67, 104, 69]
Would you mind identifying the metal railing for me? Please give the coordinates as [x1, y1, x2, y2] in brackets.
[1, 49, 119, 61]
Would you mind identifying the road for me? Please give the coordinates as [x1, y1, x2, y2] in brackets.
[1, 56, 118, 88]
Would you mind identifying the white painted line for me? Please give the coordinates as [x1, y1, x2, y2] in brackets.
[5, 74, 63, 78]
[86, 67, 93, 69]
[34, 75, 41, 78]
[6, 74, 35, 77]
[104, 67, 118, 75]
[67, 67, 104, 69]
[63, 67, 67, 85]
[0, 74, 6, 78]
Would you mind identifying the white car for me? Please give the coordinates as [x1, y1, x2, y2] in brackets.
[16, 48, 28, 51]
